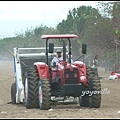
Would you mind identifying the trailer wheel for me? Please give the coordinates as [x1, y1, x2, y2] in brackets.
[38, 79, 51, 110]
[24, 67, 39, 109]
[11, 83, 16, 104]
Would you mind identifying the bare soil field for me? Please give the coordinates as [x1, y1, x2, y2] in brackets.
[0, 61, 120, 119]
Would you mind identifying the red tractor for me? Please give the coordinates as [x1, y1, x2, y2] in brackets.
[24, 34, 101, 110]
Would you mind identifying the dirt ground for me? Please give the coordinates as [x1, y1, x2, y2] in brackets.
[0, 61, 120, 119]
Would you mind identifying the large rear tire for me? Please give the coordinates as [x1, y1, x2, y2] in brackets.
[11, 82, 16, 104]
[24, 66, 39, 109]
[38, 79, 51, 110]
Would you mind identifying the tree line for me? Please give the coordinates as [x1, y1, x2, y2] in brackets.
[0, 1, 120, 64]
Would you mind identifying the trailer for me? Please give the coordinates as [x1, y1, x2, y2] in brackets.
[11, 47, 62, 104]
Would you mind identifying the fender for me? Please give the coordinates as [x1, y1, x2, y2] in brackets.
[34, 62, 50, 80]
[74, 61, 87, 85]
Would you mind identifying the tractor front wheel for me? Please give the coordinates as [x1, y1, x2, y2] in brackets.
[89, 77, 101, 108]
[79, 66, 101, 108]
[79, 86, 89, 107]
[38, 79, 51, 110]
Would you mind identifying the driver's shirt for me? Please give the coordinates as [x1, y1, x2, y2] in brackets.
[51, 56, 63, 66]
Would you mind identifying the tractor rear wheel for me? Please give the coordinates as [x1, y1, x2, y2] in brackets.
[11, 82, 16, 104]
[24, 66, 39, 109]
[38, 79, 51, 110]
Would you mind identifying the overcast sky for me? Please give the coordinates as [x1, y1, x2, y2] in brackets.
[0, 1, 101, 38]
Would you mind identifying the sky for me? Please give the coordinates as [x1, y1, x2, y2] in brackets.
[0, 1, 101, 39]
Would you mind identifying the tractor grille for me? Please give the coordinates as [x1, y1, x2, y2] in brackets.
[64, 68, 79, 84]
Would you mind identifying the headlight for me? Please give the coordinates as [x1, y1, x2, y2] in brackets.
[80, 76, 86, 80]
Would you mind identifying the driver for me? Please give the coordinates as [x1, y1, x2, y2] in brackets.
[51, 49, 63, 66]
